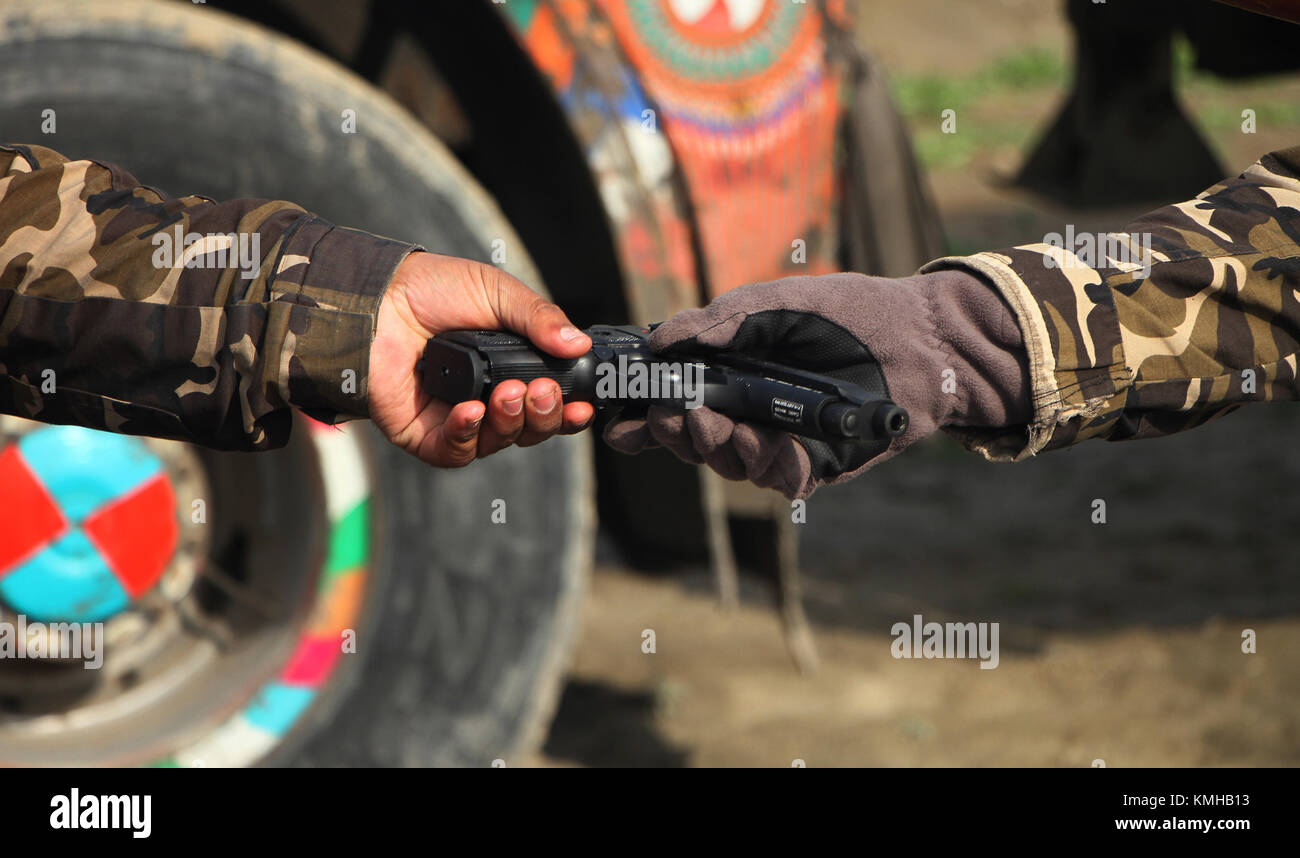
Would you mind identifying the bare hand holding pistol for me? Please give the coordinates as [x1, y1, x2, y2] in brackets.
[369, 251, 594, 468]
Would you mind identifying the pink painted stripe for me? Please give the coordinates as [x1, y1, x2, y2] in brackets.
[279, 635, 343, 686]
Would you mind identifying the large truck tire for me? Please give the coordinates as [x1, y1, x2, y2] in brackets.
[0, 0, 592, 767]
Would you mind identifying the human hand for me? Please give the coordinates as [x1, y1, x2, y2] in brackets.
[368, 252, 594, 467]
[603, 270, 1029, 498]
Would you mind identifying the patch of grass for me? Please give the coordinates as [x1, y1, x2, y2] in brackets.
[895, 38, 1300, 172]
[892, 47, 1066, 120]
[893, 74, 974, 121]
[1172, 34, 1199, 86]
[913, 129, 979, 170]
[1173, 33, 1300, 132]
[912, 117, 1037, 171]
[892, 47, 1065, 169]
[985, 47, 1067, 90]
[1191, 95, 1300, 131]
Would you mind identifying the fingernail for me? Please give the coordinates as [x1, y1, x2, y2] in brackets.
[534, 391, 557, 414]
[460, 417, 482, 440]
[559, 325, 585, 343]
[503, 397, 523, 416]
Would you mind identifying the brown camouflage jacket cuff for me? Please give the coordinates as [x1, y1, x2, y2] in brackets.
[920, 246, 1131, 460]
[922, 146, 1300, 461]
[267, 216, 418, 424]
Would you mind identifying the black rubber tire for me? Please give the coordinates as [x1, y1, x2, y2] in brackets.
[284, 432, 591, 767]
[0, 0, 592, 766]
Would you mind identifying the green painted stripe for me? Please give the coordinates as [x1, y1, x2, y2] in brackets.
[144, 480, 371, 767]
[499, 0, 539, 32]
[322, 499, 369, 585]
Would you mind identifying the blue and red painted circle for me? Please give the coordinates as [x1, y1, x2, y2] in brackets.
[0, 426, 178, 623]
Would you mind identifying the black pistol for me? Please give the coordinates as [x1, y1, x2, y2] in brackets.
[418, 324, 907, 458]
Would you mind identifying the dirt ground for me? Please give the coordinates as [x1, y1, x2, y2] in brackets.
[530, 0, 1300, 767]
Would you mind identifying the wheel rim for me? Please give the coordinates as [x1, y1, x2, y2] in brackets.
[0, 425, 189, 624]
[0, 416, 372, 766]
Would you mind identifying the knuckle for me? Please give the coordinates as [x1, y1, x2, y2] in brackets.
[527, 413, 561, 435]
[442, 433, 479, 467]
[446, 448, 476, 468]
[465, 259, 496, 294]
[526, 297, 555, 328]
[514, 430, 546, 448]
[493, 424, 523, 445]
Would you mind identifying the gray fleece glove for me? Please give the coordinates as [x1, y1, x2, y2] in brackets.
[603, 269, 1031, 499]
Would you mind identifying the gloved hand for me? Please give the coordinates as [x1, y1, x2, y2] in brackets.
[603, 269, 1031, 499]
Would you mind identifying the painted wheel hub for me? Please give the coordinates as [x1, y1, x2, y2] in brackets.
[0, 426, 178, 623]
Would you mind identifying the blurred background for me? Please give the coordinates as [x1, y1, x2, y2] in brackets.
[532, 0, 1300, 767]
[2, 0, 1297, 768]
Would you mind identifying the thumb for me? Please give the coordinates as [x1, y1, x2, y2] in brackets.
[649, 280, 782, 354]
[651, 275, 841, 354]
[649, 305, 748, 355]
[483, 265, 591, 357]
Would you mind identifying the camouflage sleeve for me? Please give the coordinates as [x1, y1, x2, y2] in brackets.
[0, 143, 417, 450]
[922, 146, 1300, 462]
